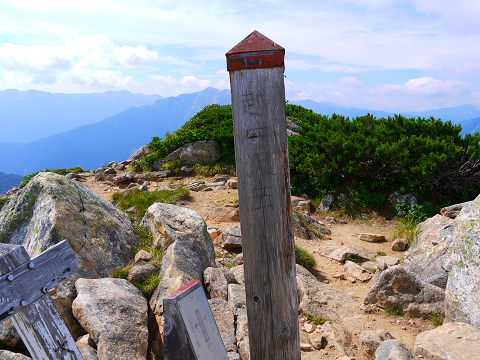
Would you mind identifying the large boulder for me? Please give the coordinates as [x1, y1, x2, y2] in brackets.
[0, 172, 136, 336]
[296, 265, 358, 321]
[141, 203, 216, 359]
[140, 203, 216, 281]
[159, 140, 222, 167]
[72, 278, 148, 360]
[445, 195, 480, 328]
[415, 322, 480, 360]
[364, 266, 445, 318]
[404, 214, 455, 289]
[375, 339, 419, 360]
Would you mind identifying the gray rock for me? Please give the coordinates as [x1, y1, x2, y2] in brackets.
[127, 145, 149, 161]
[345, 260, 373, 282]
[286, 117, 300, 133]
[415, 322, 480, 360]
[292, 212, 310, 239]
[364, 266, 445, 318]
[320, 245, 376, 262]
[163, 140, 222, 165]
[376, 256, 400, 266]
[140, 203, 216, 280]
[389, 191, 418, 209]
[0, 351, 31, 360]
[228, 284, 246, 316]
[208, 299, 236, 352]
[318, 194, 335, 212]
[440, 201, 473, 219]
[391, 238, 408, 251]
[226, 178, 238, 189]
[321, 321, 353, 357]
[360, 329, 395, 356]
[295, 200, 315, 215]
[296, 265, 358, 321]
[230, 265, 245, 286]
[375, 339, 419, 360]
[214, 174, 231, 182]
[234, 253, 244, 266]
[204, 267, 232, 300]
[178, 166, 193, 176]
[222, 227, 243, 250]
[76, 334, 98, 360]
[0, 172, 136, 337]
[72, 278, 148, 360]
[0, 320, 21, 348]
[360, 233, 385, 243]
[404, 214, 455, 289]
[236, 310, 250, 360]
[337, 193, 350, 205]
[135, 170, 172, 181]
[112, 171, 134, 183]
[227, 353, 241, 360]
[127, 264, 158, 283]
[445, 195, 480, 328]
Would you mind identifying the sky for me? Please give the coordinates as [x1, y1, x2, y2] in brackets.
[1, 0, 480, 112]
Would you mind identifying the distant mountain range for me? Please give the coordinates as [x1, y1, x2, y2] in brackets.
[0, 88, 230, 176]
[0, 87, 479, 181]
[0, 172, 22, 194]
[0, 89, 164, 143]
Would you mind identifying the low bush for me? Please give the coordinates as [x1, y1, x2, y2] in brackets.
[0, 198, 8, 211]
[19, 167, 87, 189]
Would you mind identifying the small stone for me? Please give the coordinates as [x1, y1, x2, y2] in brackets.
[304, 323, 314, 333]
[300, 343, 313, 351]
[226, 179, 237, 189]
[208, 228, 222, 241]
[359, 233, 385, 243]
[392, 238, 408, 251]
[325, 216, 337, 224]
[376, 256, 400, 266]
[134, 250, 151, 263]
[332, 273, 346, 280]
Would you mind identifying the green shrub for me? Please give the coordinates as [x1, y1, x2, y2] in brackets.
[287, 106, 480, 204]
[344, 254, 365, 264]
[295, 245, 316, 270]
[384, 304, 404, 316]
[0, 198, 8, 211]
[143, 104, 235, 169]
[393, 201, 434, 245]
[112, 187, 189, 222]
[134, 272, 162, 299]
[19, 167, 87, 189]
[430, 313, 445, 327]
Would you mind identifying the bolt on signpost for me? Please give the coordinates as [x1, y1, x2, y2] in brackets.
[226, 31, 301, 360]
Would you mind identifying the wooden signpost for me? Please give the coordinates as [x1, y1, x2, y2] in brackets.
[226, 31, 301, 360]
[0, 240, 84, 360]
[163, 280, 228, 360]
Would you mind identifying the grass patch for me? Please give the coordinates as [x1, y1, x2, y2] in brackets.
[384, 304, 404, 316]
[114, 264, 134, 279]
[112, 187, 190, 222]
[303, 313, 330, 326]
[295, 245, 316, 270]
[376, 251, 387, 256]
[134, 272, 162, 299]
[192, 162, 236, 176]
[19, 167, 87, 189]
[430, 313, 445, 327]
[0, 198, 9, 211]
[344, 254, 365, 264]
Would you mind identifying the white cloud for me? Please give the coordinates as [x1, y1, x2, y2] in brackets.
[339, 76, 363, 88]
[0, 34, 185, 90]
[433, 58, 480, 78]
[376, 77, 472, 97]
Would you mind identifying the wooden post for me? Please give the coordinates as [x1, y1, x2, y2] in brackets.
[0, 241, 84, 360]
[226, 31, 300, 360]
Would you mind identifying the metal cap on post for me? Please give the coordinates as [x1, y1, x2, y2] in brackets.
[226, 31, 300, 360]
[226, 30, 285, 71]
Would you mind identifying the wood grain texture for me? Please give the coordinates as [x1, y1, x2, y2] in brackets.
[230, 67, 300, 360]
[0, 240, 78, 321]
[0, 241, 84, 360]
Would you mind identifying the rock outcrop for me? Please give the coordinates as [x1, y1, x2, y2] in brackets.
[72, 278, 148, 360]
[445, 195, 480, 328]
[0, 172, 136, 336]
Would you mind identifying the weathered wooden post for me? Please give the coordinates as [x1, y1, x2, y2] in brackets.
[0, 241, 84, 360]
[226, 31, 301, 360]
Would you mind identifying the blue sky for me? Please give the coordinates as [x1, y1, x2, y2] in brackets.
[0, 0, 479, 112]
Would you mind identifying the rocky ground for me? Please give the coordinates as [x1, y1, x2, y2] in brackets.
[82, 172, 436, 360]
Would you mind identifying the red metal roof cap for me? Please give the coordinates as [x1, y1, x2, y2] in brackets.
[226, 30, 284, 55]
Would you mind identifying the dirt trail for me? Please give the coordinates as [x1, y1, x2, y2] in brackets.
[83, 174, 434, 359]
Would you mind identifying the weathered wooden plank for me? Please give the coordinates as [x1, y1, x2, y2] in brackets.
[0, 241, 84, 360]
[0, 240, 77, 321]
[227, 31, 301, 360]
